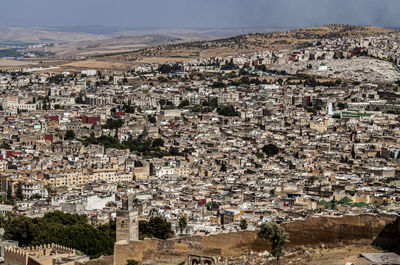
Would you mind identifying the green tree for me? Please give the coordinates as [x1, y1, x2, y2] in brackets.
[178, 99, 190, 108]
[262, 144, 279, 157]
[169, 147, 180, 156]
[178, 216, 187, 235]
[337, 102, 347, 110]
[4, 212, 115, 258]
[139, 216, 174, 240]
[256, 152, 265, 159]
[152, 138, 164, 148]
[258, 222, 289, 265]
[6, 184, 13, 203]
[64, 130, 75, 140]
[191, 104, 203, 112]
[75, 95, 85, 104]
[103, 119, 124, 130]
[30, 194, 41, 200]
[122, 104, 135, 113]
[16, 182, 23, 201]
[127, 260, 138, 265]
[218, 105, 239, 117]
[240, 219, 248, 230]
[148, 115, 156, 124]
[43, 211, 88, 225]
[212, 81, 225, 88]
[5, 216, 41, 246]
[0, 143, 10, 149]
[0, 215, 5, 227]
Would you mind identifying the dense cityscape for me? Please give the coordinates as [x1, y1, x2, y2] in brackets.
[0, 5, 400, 265]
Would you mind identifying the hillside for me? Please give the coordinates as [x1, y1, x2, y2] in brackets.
[0, 26, 107, 45]
[1, 24, 395, 71]
[0, 26, 282, 56]
[95, 24, 395, 66]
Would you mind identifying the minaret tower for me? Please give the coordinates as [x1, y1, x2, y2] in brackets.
[116, 193, 139, 242]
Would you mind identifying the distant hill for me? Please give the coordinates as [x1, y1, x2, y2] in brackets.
[0, 25, 283, 49]
[122, 24, 395, 61]
[0, 25, 286, 58]
[1, 24, 396, 71]
[0, 26, 107, 45]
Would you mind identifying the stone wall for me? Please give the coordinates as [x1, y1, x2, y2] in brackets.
[113, 214, 398, 265]
[4, 248, 28, 265]
[372, 216, 400, 254]
[282, 214, 395, 246]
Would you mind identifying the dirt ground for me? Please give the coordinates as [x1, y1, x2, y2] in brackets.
[0, 58, 37, 69]
[85, 245, 387, 265]
[285, 245, 383, 265]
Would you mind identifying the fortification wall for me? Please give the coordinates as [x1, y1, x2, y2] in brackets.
[113, 239, 159, 265]
[113, 214, 398, 265]
[282, 214, 394, 246]
[4, 248, 28, 265]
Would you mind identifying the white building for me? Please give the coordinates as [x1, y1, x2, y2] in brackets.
[21, 183, 48, 199]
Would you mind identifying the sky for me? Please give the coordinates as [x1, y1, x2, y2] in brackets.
[1, 0, 399, 30]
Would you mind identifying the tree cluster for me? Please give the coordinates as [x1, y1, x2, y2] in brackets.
[218, 105, 239, 117]
[46, 74, 65, 84]
[64, 130, 75, 140]
[147, 115, 156, 124]
[80, 136, 180, 158]
[262, 144, 279, 157]
[139, 216, 174, 240]
[158, 64, 183, 74]
[2, 211, 115, 258]
[103, 119, 124, 130]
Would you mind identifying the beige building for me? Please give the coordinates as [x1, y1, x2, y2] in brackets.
[310, 119, 328, 133]
[0, 160, 8, 172]
[48, 169, 133, 187]
[48, 171, 89, 187]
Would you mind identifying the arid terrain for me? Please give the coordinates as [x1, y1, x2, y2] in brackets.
[222, 245, 386, 265]
[0, 25, 396, 72]
[50, 25, 399, 72]
[113, 24, 394, 65]
[301, 245, 382, 265]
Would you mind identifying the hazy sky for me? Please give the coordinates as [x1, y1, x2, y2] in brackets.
[1, 0, 399, 29]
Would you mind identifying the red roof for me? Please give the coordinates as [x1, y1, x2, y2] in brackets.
[6, 150, 22, 158]
[45, 134, 53, 142]
[45, 115, 59, 121]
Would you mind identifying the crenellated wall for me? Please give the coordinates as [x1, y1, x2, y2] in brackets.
[4, 243, 77, 265]
[4, 246, 29, 265]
